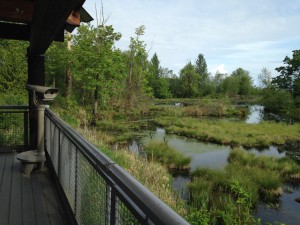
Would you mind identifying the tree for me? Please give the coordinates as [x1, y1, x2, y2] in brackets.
[258, 67, 272, 88]
[147, 53, 160, 96]
[222, 75, 239, 95]
[212, 71, 227, 94]
[125, 25, 150, 108]
[231, 68, 253, 95]
[0, 39, 28, 104]
[195, 54, 210, 96]
[261, 87, 295, 113]
[147, 53, 171, 99]
[45, 39, 68, 91]
[168, 74, 182, 98]
[0, 40, 27, 94]
[72, 22, 123, 119]
[180, 62, 199, 97]
[274, 50, 300, 97]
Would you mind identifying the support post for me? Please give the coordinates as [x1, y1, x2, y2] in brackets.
[16, 50, 47, 175]
[27, 51, 45, 149]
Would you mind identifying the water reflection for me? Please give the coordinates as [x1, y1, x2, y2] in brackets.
[138, 127, 285, 171]
[255, 184, 300, 225]
[128, 127, 300, 225]
[246, 105, 264, 124]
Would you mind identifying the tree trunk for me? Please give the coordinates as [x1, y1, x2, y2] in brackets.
[65, 32, 72, 98]
[93, 85, 99, 124]
[65, 67, 72, 97]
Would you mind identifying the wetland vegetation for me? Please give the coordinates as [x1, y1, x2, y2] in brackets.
[1, 29, 299, 224]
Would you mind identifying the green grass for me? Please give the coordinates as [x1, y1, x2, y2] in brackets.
[155, 116, 300, 147]
[144, 141, 191, 172]
[76, 127, 188, 216]
[187, 148, 300, 224]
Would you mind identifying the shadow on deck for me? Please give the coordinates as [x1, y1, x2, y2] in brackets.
[0, 152, 70, 225]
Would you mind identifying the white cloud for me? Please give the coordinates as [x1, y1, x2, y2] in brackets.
[83, 0, 300, 79]
[210, 64, 228, 75]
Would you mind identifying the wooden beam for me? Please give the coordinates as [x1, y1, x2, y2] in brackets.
[0, 22, 64, 42]
[28, 0, 86, 55]
[0, 0, 33, 23]
[0, 22, 30, 41]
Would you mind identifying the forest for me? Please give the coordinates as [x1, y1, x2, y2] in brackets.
[1, 22, 300, 225]
[0, 23, 299, 120]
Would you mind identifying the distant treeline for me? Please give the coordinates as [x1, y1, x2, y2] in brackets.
[0, 24, 299, 118]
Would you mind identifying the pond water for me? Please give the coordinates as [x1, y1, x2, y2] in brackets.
[245, 105, 264, 124]
[129, 127, 300, 225]
[138, 128, 286, 171]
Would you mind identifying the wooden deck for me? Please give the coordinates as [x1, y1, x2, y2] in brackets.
[0, 152, 70, 225]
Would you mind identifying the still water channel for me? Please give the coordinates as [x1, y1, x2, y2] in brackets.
[128, 105, 300, 225]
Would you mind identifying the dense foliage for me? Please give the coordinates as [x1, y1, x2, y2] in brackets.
[260, 50, 300, 115]
[0, 22, 299, 120]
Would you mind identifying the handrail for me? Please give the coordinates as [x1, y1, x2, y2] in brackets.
[45, 108, 189, 225]
[0, 105, 29, 110]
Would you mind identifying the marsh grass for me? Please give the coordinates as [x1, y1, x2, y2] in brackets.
[76, 127, 188, 216]
[144, 141, 191, 172]
[188, 148, 300, 224]
[155, 116, 300, 147]
[229, 148, 300, 181]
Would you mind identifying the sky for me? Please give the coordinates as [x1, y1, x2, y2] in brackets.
[83, 0, 300, 84]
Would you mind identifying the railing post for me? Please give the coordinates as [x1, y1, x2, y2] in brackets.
[74, 147, 78, 215]
[24, 110, 29, 149]
[58, 129, 61, 179]
[110, 187, 116, 225]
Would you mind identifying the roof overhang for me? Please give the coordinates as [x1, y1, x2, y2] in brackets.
[0, 0, 92, 55]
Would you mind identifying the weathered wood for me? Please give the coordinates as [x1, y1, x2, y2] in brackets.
[0, 0, 33, 23]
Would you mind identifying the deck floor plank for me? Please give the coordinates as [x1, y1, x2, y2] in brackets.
[40, 171, 66, 225]
[32, 171, 52, 225]
[0, 153, 6, 187]
[0, 153, 14, 225]
[22, 172, 36, 225]
[0, 152, 71, 225]
[9, 155, 23, 225]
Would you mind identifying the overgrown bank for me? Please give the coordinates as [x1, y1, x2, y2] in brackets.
[188, 148, 300, 225]
[155, 116, 300, 147]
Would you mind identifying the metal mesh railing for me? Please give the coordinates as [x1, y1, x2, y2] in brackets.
[0, 106, 29, 151]
[45, 108, 189, 225]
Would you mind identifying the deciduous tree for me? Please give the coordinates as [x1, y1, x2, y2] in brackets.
[72, 22, 123, 119]
[258, 67, 272, 88]
[274, 50, 300, 97]
[180, 62, 199, 97]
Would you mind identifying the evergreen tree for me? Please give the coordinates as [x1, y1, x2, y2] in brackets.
[195, 54, 210, 96]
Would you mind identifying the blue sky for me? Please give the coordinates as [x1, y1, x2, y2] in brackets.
[83, 0, 300, 84]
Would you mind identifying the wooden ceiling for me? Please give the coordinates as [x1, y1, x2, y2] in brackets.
[0, 0, 92, 55]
